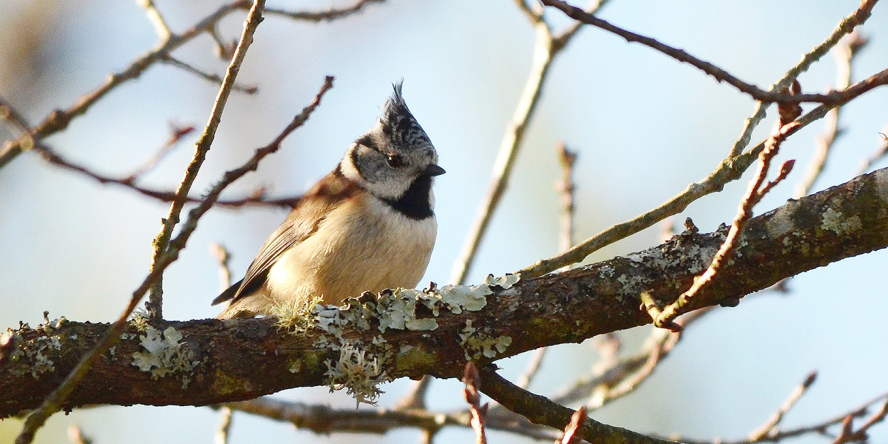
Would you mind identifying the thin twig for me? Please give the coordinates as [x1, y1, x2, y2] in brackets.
[449, 0, 609, 285]
[162, 56, 259, 94]
[145, 0, 266, 321]
[748, 371, 818, 441]
[654, 120, 798, 328]
[9, 133, 298, 207]
[679, 391, 888, 444]
[463, 362, 489, 444]
[794, 31, 867, 198]
[122, 123, 195, 183]
[541, 0, 880, 105]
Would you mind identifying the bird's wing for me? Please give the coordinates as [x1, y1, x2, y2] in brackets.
[213, 168, 360, 305]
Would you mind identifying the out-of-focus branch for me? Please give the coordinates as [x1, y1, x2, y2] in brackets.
[679, 391, 888, 444]
[541, 0, 880, 105]
[794, 31, 867, 198]
[515, 143, 577, 390]
[857, 127, 888, 174]
[748, 371, 818, 441]
[450, 0, 609, 285]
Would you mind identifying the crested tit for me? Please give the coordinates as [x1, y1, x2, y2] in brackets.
[213, 83, 444, 319]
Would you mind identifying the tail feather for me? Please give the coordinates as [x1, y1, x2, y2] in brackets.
[212, 278, 243, 306]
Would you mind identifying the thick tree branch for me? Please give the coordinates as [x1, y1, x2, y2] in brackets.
[3, 166, 888, 418]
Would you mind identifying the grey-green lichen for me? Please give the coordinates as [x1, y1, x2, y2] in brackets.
[131, 326, 199, 388]
[290, 274, 521, 405]
[324, 343, 387, 406]
[2, 326, 64, 379]
[458, 320, 512, 360]
[821, 208, 862, 236]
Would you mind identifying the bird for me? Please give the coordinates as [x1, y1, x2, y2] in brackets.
[213, 83, 444, 319]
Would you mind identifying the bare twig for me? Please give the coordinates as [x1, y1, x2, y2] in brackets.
[516, 348, 547, 390]
[450, 0, 609, 285]
[834, 400, 888, 443]
[654, 120, 798, 328]
[549, 307, 709, 409]
[748, 371, 818, 441]
[145, 0, 267, 321]
[122, 123, 195, 183]
[162, 56, 258, 94]
[794, 31, 867, 198]
[463, 362, 489, 444]
[541, 0, 881, 105]
[7, 134, 298, 207]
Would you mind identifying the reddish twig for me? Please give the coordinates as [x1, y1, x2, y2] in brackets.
[463, 362, 489, 444]
[654, 119, 798, 329]
[541, 0, 881, 105]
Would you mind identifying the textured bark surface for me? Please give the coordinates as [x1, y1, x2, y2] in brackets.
[2, 167, 887, 418]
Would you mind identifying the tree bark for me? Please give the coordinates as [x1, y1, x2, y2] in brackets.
[2, 166, 887, 418]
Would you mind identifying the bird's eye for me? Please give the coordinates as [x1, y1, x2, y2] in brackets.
[386, 154, 403, 168]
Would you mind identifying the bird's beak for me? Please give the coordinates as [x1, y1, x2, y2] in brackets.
[422, 164, 446, 177]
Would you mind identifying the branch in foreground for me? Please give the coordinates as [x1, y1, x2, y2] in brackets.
[2, 165, 887, 418]
[10, 2, 269, 443]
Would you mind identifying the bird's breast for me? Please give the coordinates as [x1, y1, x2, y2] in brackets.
[266, 193, 436, 305]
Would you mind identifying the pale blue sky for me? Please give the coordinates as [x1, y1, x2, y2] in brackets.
[1, 1, 887, 443]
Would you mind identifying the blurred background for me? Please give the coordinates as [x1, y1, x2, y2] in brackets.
[1, 0, 887, 443]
